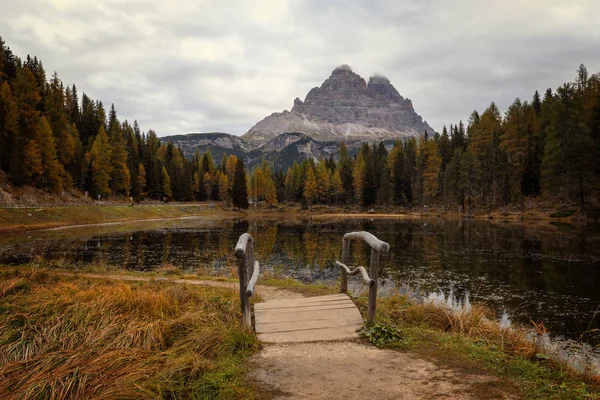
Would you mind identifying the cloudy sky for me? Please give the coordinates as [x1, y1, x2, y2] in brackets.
[2, 0, 599, 137]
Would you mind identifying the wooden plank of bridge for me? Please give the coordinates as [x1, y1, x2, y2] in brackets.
[254, 294, 364, 343]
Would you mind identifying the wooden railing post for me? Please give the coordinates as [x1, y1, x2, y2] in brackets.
[235, 233, 254, 328]
[336, 231, 389, 326]
[368, 248, 380, 325]
[340, 239, 350, 293]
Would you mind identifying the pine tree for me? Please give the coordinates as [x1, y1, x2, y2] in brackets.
[404, 138, 416, 205]
[438, 126, 451, 170]
[219, 172, 231, 206]
[338, 142, 353, 197]
[443, 149, 464, 210]
[108, 106, 130, 196]
[501, 98, 539, 200]
[352, 150, 366, 203]
[315, 161, 330, 204]
[46, 72, 76, 170]
[330, 169, 344, 205]
[33, 116, 66, 190]
[521, 121, 541, 198]
[23, 139, 44, 184]
[192, 172, 201, 199]
[232, 158, 248, 209]
[392, 144, 407, 205]
[304, 166, 317, 208]
[532, 90, 542, 116]
[137, 163, 146, 200]
[161, 166, 172, 200]
[377, 162, 391, 205]
[361, 144, 377, 207]
[203, 172, 212, 200]
[202, 150, 215, 174]
[265, 175, 278, 207]
[11, 68, 41, 185]
[0, 81, 19, 172]
[423, 139, 441, 203]
[89, 126, 112, 197]
[459, 147, 480, 215]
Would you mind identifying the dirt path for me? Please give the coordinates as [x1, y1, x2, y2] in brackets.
[249, 288, 518, 400]
[251, 342, 515, 400]
[56, 272, 517, 399]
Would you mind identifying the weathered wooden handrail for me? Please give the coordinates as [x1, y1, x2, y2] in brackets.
[234, 233, 259, 327]
[246, 261, 260, 297]
[337, 231, 390, 324]
[334, 261, 374, 287]
[343, 231, 390, 254]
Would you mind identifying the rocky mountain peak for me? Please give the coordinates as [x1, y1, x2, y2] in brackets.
[243, 65, 433, 145]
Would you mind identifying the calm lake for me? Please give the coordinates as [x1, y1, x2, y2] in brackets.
[1, 216, 599, 345]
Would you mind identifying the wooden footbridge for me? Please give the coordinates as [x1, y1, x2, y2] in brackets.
[234, 231, 390, 343]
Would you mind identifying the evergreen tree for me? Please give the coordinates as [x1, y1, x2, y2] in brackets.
[232, 158, 248, 209]
[352, 150, 366, 203]
[338, 142, 353, 197]
[377, 161, 391, 205]
[33, 116, 66, 190]
[532, 90, 542, 116]
[361, 144, 377, 207]
[443, 149, 464, 210]
[219, 172, 231, 206]
[0, 81, 19, 172]
[89, 126, 112, 197]
[315, 161, 330, 204]
[422, 138, 441, 203]
[23, 138, 44, 184]
[459, 147, 480, 215]
[137, 163, 146, 200]
[303, 166, 317, 208]
[438, 126, 451, 170]
[404, 138, 416, 205]
[108, 105, 130, 196]
[330, 169, 344, 205]
[392, 144, 407, 205]
[46, 72, 76, 171]
[161, 166, 172, 200]
[265, 175, 278, 207]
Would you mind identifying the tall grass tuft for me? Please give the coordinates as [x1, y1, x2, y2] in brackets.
[0, 268, 259, 399]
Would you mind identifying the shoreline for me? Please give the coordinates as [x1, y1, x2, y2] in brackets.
[0, 202, 592, 233]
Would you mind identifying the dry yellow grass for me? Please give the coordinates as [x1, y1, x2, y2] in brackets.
[0, 268, 259, 399]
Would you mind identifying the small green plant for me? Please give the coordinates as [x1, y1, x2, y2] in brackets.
[362, 324, 404, 347]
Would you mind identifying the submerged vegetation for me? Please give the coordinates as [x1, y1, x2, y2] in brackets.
[0, 267, 259, 399]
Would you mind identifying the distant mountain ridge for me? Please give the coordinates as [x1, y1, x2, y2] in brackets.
[163, 65, 433, 169]
[165, 131, 342, 171]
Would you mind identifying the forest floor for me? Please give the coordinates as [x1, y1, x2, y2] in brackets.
[2, 265, 597, 399]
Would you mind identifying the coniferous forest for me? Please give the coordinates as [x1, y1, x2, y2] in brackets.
[1, 37, 599, 211]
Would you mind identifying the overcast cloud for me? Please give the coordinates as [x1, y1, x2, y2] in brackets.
[2, 0, 599, 136]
